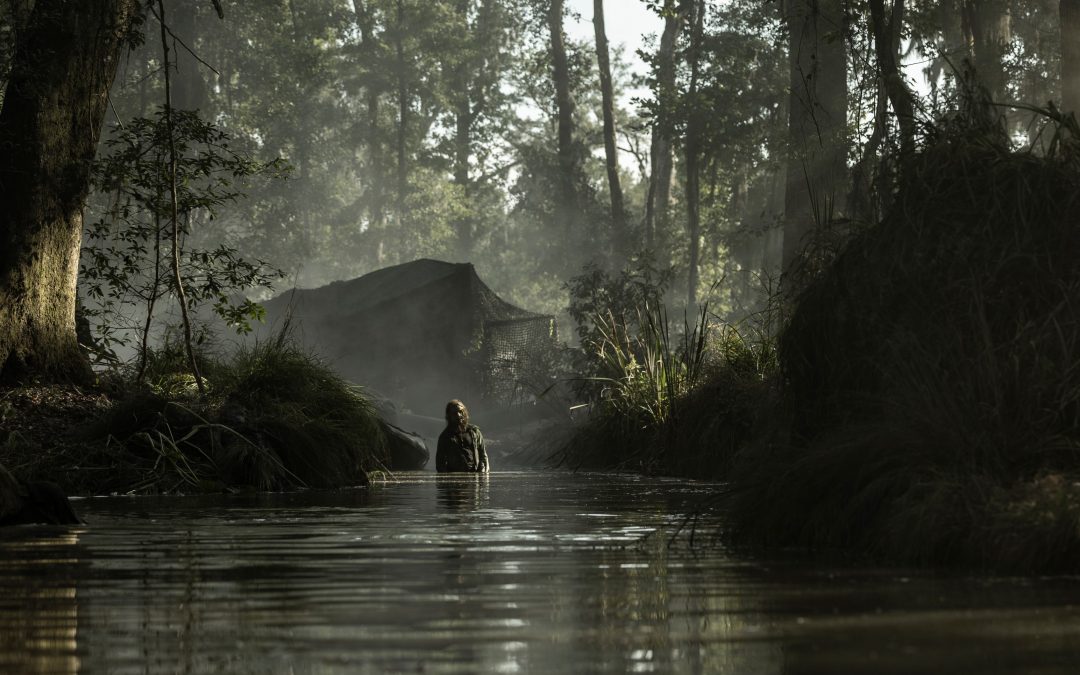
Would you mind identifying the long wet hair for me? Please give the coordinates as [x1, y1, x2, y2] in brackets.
[445, 399, 469, 428]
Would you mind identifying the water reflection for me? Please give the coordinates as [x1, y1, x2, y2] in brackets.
[0, 529, 81, 675]
[435, 473, 489, 512]
[0, 472, 1076, 673]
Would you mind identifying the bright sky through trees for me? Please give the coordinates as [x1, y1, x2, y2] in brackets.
[565, 0, 661, 102]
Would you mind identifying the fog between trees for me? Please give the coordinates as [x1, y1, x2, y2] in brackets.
[0, 0, 1076, 378]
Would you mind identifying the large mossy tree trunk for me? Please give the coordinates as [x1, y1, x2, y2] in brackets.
[781, 0, 848, 271]
[0, 0, 139, 383]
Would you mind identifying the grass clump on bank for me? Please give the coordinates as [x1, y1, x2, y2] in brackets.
[210, 335, 388, 489]
[724, 110, 1080, 571]
[554, 283, 779, 479]
[1, 334, 387, 496]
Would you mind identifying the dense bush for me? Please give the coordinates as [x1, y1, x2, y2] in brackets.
[724, 112, 1080, 570]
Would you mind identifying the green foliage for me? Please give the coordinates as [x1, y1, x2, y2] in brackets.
[586, 301, 709, 429]
[555, 254, 781, 476]
[81, 107, 287, 363]
[566, 258, 674, 355]
[554, 300, 779, 478]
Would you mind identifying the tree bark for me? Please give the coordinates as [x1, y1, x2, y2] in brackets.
[960, 0, 1011, 102]
[548, 0, 578, 232]
[1062, 0, 1080, 114]
[644, 0, 684, 252]
[0, 0, 138, 382]
[593, 0, 627, 259]
[683, 0, 705, 309]
[395, 0, 408, 231]
[870, 0, 916, 161]
[781, 0, 848, 271]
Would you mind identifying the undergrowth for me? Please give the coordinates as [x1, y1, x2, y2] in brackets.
[555, 297, 779, 479]
[723, 105, 1080, 571]
[5, 332, 388, 495]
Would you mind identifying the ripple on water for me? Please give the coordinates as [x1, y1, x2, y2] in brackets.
[0, 471, 1079, 674]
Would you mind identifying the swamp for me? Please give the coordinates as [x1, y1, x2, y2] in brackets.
[3, 0, 1080, 672]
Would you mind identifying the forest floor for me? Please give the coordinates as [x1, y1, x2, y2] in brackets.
[0, 384, 121, 493]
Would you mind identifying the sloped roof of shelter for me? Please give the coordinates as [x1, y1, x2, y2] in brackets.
[265, 259, 547, 323]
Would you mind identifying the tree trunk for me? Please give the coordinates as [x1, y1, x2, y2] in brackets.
[453, 92, 474, 254]
[870, 0, 916, 161]
[593, 0, 627, 259]
[683, 0, 705, 309]
[0, 0, 138, 383]
[452, 0, 474, 257]
[645, 0, 684, 252]
[781, 0, 848, 270]
[548, 0, 578, 234]
[960, 0, 1011, 102]
[848, 82, 887, 222]
[395, 0, 408, 230]
[1062, 0, 1080, 114]
[353, 1, 386, 235]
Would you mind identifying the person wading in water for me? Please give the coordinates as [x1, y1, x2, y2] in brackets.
[436, 399, 489, 473]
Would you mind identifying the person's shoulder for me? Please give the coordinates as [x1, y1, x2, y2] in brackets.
[467, 424, 482, 436]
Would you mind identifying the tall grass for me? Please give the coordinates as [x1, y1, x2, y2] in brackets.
[589, 302, 710, 428]
[556, 299, 779, 478]
[83, 330, 387, 494]
[213, 334, 388, 489]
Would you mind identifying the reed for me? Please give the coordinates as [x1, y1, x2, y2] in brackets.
[556, 299, 779, 478]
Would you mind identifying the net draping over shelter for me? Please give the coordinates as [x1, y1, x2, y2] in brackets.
[257, 259, 557, 414]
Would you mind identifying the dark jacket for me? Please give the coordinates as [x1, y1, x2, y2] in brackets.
[436, 424, 488, 473]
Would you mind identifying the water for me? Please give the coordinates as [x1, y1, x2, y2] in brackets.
[1, 470, 1079, 674]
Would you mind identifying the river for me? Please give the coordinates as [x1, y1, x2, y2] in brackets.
[0, 470, 1078, 674]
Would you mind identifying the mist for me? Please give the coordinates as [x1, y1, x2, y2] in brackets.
[63, 0, 1073, 425]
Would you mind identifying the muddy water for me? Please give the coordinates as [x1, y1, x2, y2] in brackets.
[0, 470, 1079, 674]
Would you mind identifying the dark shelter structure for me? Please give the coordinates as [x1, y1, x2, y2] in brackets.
[258, 259, 557, 416]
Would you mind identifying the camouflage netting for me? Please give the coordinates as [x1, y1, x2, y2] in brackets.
[256, 259, 556, 414]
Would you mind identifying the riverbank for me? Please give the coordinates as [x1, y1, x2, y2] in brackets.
[0, 338, 390, 500]
[724, 119, 1080, 572]
[556, 113, 1080, 573]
